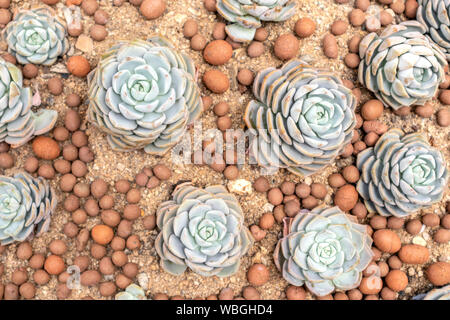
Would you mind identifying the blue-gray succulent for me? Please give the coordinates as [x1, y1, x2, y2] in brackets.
[155, 182, 253, 277]
[216, 0, 296, 42]
[274, 206, 374, 297]
[3, 6, 69, 66]
[413, 285, 450, 300]
[244, 59, 357, 177]
[88, 37, 202, 155]
[358, 21, 447, 110]
[0, 172, 57, 245]
[115, 284, 147, 300]
[357, 128, 448, 218]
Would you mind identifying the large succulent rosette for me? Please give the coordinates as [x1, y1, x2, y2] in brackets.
[0, 57, 57, 147]
[216, 0, 296, 42]
[357, 129, 447, 218]
[87, 37, 202, 155]
[115, 284, 147, 300]
[274, 206, 374, 297]
[244, 59, 357, 177]
[155, 182, 253, 277]
[417, 0, 450, 61]
[358, 21, 447, 110]
[0, 172, 57, 245]
[3, 6, 69, 66]
[413, 285, 450, 300]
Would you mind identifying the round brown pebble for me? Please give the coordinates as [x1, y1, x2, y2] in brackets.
[310, 183, 327, 199]
[434, 229, 450, 243]
[242, 286, 260, 300]
[38, 164, 55, 179]
[351, 202, 367, 219]
[81, 270, 101, 286]
[398, 244, 429, 264]
[91, 225, 114, 245]
[190, 34, 207, 51]
[67, 56, 90, 77]
[254, 27, 268, 41]
[370, 215, 387, 229]
[0, 152, 13, 169]
[203, 69, 229, 94]
[32, 136, 60, 160]
[140, 0, 165, 19]
[237, 69, 254, 86]
[323, 34, 338, 59]
[23, 64, 38, 79]
[65, 109, 81, 132]
[415, 103, 434, 118]
[406, 219, 422, 235]
[361, 99, 384, 120]
[29, 254, 45, 269]
[247, 264, 269, 286]
[33, 270, 50, 285]
[330, 20, 348, 35]
[247, 41, 264, 58]
[81, 0, 98, 15]
[153, 164, 171, 180]
[66, 93, 81, 108]
[268, 188, 283, 205]
[334, 184, 358, 211]
[4, 283, 18, 300]
[44, 255, 65, 275]
[422, 213, 440, 227]
[212, 22, 226, 40]
[19, 282, 35, 299]
[90, 24, 107, 41]
[224, 165, 239, 180]
[48, 77, 63, 95]
[385, 270, 408, 292]
[437, 108, 450, 127]
[295, 183, 310, 198]
[183, 19, 198, 38]
[442, 215, 450, 229]
[274, 33, 299, 60]
[259, 213, 275, 230]
[253, 177, 269, 192]
[426, 262, 450, 286]
[99, 282, 116, 297]
[203, 40, 233, 65]
[286, 285, 306, 300]
[344, 53, 360, 69]
[349, 9, 365, 27]
[0, 8, 11, 25]
[373, 229, 401, 253]
[49, 239, 67, 255]
[294, 18, 315, 38]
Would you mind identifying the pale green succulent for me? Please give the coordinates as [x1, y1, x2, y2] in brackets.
[115, 284, 147, 300]
[216, 0, 296, 42]
[358, 21, 447, 110]
[273, 206, 374, 297]
[155, 182, 253, 277]
[244, 59, 357, 177]
[0, 57, 57, 147]
[417, 0, 450, 61]
[0, 172, 57, 245]
[413, 285, 450, 300]
[357, 129, 448, 218]
[87, 37, 202, 155]
[3, 6, 69, 66]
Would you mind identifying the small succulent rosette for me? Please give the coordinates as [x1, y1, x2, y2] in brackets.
[216, 0, 296, 42]
[3, 6, 69, 66]
[413, 284, 450, 300]
[274, 206, 374, 297]
[417, 0, 450, 61]
[87, 37, 203, 155]
[115, 284, 147, 300]
[0, 172, 57, 245]
[357, 129, 448, 218]
[0, 57, 57, 148]
[358, 21, 447, 110]
[244, 59, 357, 177]
[155, 182, 253, 277]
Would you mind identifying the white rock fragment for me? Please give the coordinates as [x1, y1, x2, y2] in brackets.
[137, 273, 149, 290]
[76, 35, 94, 53]
[227, 179, 252, 195]
[412, 236, 427, 247]
[262, 203, 274, 212]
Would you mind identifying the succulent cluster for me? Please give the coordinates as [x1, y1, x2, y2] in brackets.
[216, 0, 296, 42]
[0, 57, 57, 148]
[358, 21, 447, 110]
[88, 37, 202, 155]
[155, 182, 253, 277]
[115, 284, 147, 300]
[417, 0, 450, 61]
[3, 6, 69, 66]
[357, 128, 448, 218]
[244, 59, 357, 177]
[274, 206, 373, 297]
[0, 172, 57, 245]
[413, 285, 450, 300]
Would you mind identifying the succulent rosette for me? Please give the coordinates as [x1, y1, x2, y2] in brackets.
[0, 172, 57, 245]
[155, 182, 253, 277]
[115, 284, 147, 300]
[3, 6, 69, 66]
[274, 206, 374, 297]
[244, 59, 357, 177]
[216, 0, 296, 42]
[357, 129, 448, 218]
[0, 57, 57, 147]
[88, 37, 203, 155]
[358, 21, 447, 110]
[413, 285, 450, 300]
[417, 0, 450, 61]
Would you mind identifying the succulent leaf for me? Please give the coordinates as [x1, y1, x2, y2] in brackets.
[356, 128, 448, 218]
[273, 206, 374, 297]
[358, 21, 448, 110]
[244, 59, 357, 177]
[155, 182, 253, 277]
[413, 284, 450, 300]
[115, 284, 147, 300]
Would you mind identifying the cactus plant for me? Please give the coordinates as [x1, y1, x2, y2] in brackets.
[216, 0, 296, 42]
[155, 182, 253, 277]
[3, 6, 69, 66]
[87, 37, 203, 155]
[357, 128, 448, 218]
[413, 285, 450, 300]
[417, 0, 450, 61]
[115, 284, 147, 300]
[0, 172, 57, 245]
[274, 206, 373, 297]
[0, 57, 57, 148]
[244, 59, 357, 177]
[358, 21, 447, 110]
